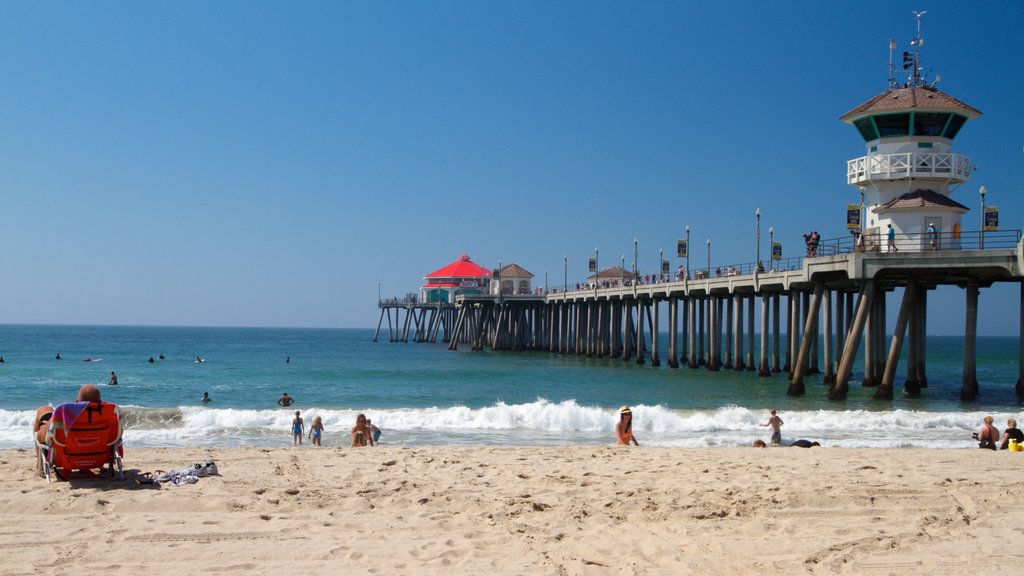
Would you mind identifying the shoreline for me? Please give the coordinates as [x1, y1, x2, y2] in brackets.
[3, 445, 1023, 574]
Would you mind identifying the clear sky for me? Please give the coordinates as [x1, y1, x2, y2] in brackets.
[2, 2, 1022, 334]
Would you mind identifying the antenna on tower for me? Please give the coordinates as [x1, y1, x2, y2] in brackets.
[909, 10, 927, 87]
[887, 38, 898, 91]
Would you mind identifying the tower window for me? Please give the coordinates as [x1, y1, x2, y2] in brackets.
[913, 112, 950, 136]
[943, 114, 967, 139]
[854, 117, 879, 141]
[874, 113, 910, 137]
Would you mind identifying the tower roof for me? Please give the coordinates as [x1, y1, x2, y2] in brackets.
[841, 87, 981, 123]
[876, 189, 969, 212]
[498, 263, 534, 278]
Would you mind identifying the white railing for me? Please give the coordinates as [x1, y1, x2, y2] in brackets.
[847, 152, 971, 185]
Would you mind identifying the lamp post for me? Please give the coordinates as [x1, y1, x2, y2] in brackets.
[563, 255, 567, 293]
[633, 237, 638, 281]
[685, 225, 691, 280]
[620, 254, 625, 286]
[706, 239, 711, 276]
[545, 271, 548, 294]
[755, 208, 761, 275]
[980, 185, 987, 249]
[594, 247, 599, 292]
[769, 226, 774, 269]
[497, 259, 502, 299]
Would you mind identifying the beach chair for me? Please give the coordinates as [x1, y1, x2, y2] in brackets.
[36, 401, 124, 482]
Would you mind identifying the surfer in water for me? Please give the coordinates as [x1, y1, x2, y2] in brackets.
[108, 371, 118, 386]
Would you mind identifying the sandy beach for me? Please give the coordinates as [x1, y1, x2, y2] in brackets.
[2, 445, 1022, 575]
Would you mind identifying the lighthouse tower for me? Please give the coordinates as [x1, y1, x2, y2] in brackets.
[840, 13, 981, 250]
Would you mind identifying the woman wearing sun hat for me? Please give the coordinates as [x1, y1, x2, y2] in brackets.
[615, 406, 639, 446]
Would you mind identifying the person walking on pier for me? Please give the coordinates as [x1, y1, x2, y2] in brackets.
[927, 222, 938, 250]
[615, 406, 640, 446]
[886, 224, 898, 253]
[761, 409, 784, 445]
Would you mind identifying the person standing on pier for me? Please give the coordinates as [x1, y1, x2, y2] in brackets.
[927, 222, 938, 250]
[887, 224, 898, 253]
[615, 406, 640, 446]
[761, 409, 784, 445]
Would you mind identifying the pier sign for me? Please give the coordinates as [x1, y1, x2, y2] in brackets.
[588, 258, 597, 272]
[661, 260, 670, 274]
[985, 206, 999, 231]
[846, 204, 861, 230]
[677, 239, 687, 258]
[771, 242, 782, 260]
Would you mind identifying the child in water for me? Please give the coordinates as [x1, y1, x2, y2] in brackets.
[351, 413, 374, 447]
[291, 411, 304, 446]
[308, 416, 324, 446]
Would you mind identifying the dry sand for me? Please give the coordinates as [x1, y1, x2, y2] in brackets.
[1, 445, 1023, 575]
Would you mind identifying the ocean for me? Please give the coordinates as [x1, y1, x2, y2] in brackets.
[1, 324, 1021, 449]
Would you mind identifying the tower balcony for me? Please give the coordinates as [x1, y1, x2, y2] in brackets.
[847, 152, 972, 186]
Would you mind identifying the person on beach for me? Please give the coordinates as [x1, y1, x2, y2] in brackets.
[790, 439, 820, 448]
[308, 416, 324, 446]
[761, 409, 784, 445]
[367, 418, 381, 443]
[615, 406, 639, 446]
[201, 392, 211, 403]
[351, 414, 375, 447]
[975, 416, 999, 450]
[277, 392, 294, 407]
[108, 371, 118, 386]
[753, 439, 767, 448]
[291, 410, 304, 446]
[1000, 419, 1024, 450]
[33, 384, 102, 472]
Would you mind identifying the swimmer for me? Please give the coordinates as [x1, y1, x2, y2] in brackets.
[760, 409, 783, 445]
[55, 353, 61, 360]
[201, 391, 211, 403]
[615, 406, 639, 446]
[291, 410, 304, 446]
[108, 371, 118, 386]
[308, 416, 324, 446]
[277, 392, 294, 407]
[159, 354, 165, 360]
[148, 357, 155, 363]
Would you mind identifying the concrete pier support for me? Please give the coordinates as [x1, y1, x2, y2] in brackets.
[784, 292, 798, 372]
[635, 299, 646, 365]
[808, 290, 820, 375]
[877, 284, 916, 400]
[746, 295, 756, 371]
[831, 280, 876, 400]
[688, 297, 698, 368]
[708, 296, 720, 371]
[759, 293, 771, 376]
[862, 292, 877, 387]
[823, 289, 834, 384]
[961, 280, 979, 401]
[1018, 284, 1024, 401]
[651, 300, 661, 367]
[771, 294, 781, 373]
[789, 283, 823, 396]
[622, 303, 633, 361]
[668, 298, 679, 368]
[733, 293, 745, 371]
[724, 296, 734, 369]
[698, 297, 706, 366]
[834, 291, 845, 380]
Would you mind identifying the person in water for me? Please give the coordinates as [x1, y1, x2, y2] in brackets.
[366, 418, 381, 443]
[201, 392, 211, 403]
[1001, 419, 1024, 450]
[277, 392, 294, 407]
[615, 406, 639, 446]
[291, 411, 304, 446]
[55, 353, 61, 360]
[148, 357, 155, 363]
[108, 371, 118, 386]
[790, 439, 820, 448]
[308, 416, 324, 446]
[761, 409, 784, 445]
[351, 413, 375, 447]
[159, 354, 165, 360]
[33, 384, 102, 472]
[975, 416, 999, 450]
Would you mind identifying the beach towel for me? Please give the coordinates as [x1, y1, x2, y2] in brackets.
[154, 461, 219, 486]
[45, 402, 91, 446]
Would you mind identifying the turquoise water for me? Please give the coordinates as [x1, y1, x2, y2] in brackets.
[1, 324, 1021, 449]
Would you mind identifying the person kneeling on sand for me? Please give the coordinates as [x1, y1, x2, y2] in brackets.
[1001, 419, 1024, 450]
[351, 413, 375, 447]
[33, 384, 102, 472]
[615, 406, 639, 446]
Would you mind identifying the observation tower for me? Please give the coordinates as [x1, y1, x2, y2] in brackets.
[841, 12, 981, 250]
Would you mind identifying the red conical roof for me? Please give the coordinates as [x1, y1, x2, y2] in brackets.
[424, 253, 492, 279]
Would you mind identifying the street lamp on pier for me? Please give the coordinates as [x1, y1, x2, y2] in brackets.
[633, 237, 638, 280]
[706, 239, 711, 276]
[594, 247, 599, 292]
[620, 254, 625, 286]
[659, 248, 663, 282]
[769, 226, 774, 269]
[685, 225, 691, 280]
[755, 208, 761, 275]
[563, 255, 567, 293]
[980, 185, 987, 249]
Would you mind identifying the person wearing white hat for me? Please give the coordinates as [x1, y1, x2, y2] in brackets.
[615, 406, 639, 446]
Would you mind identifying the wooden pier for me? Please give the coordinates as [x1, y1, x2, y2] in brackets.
[436, 231, 1024, 402]
[373, 299, 458, 344]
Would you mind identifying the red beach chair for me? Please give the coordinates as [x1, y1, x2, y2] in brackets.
[36, 401, 124, 482]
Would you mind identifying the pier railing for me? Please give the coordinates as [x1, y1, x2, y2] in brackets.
[816, 229, 1021, 256]
[846, 152, 972, 185]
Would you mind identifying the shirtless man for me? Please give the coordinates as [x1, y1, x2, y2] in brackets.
[761, 409, 784, 445]
[277, 392, 294, 407]
[33, 384, 102, 471]
[976, 416, 999, 450]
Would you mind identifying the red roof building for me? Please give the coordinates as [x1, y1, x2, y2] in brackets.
[421, 253, 492, 303]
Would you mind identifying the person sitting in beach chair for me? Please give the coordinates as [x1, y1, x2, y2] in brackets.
[34, 384, 124, 482]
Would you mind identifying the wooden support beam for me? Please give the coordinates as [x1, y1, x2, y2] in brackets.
[831, 280, 876, 400]
[877, 283, 916, 400]
[788, 282, 823, 395]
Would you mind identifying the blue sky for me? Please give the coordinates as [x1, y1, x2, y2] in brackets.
[1, 2, 1022, 333]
